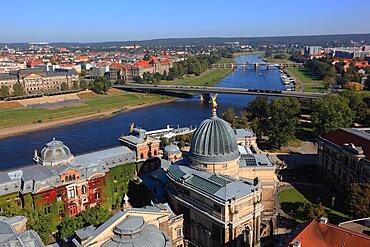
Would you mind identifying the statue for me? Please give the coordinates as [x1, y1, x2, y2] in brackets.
[33, 149, 39, 162]
[211, 94, 218, 114]
[130, 123, 134, 133]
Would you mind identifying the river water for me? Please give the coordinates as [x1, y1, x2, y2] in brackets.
[0, 54, 284, 169]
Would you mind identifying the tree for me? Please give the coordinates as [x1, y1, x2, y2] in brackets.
[345, 183, 370, 218]
[71, 81, 79, 90]
[0, 85, 10, 98]
[79, 205, 110, 227]
[305, 203, 327, 220]
[340, 91, 368, 123]
[311, 94, 354, 135]
[80, 80, 88, 90]
[58, 216, 82, 239]
[245, 96, 270, 138]
[60, 82, 69, 91]
[266, 98, 300, 148]
[344, 82, 364, 91]
[265, 48, 273, 57]
[222, 108, 236, 127]
[90, 77, 111, 94]
[12, 83, 24, 96]
[57, 206, 111, 239]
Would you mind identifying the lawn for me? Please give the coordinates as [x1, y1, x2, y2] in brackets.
[159, 69, 232, 87]
[286, 67, 326, 92]
[278, 187, 349, 224]
[278, 187, 309, 204]
[0, 92, 171, 128]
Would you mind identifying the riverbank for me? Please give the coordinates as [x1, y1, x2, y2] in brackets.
[286, 67, 325, 92]
[0, 93, 175, 139]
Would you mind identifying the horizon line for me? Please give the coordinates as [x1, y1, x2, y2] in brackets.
[1, 32, 370, 45]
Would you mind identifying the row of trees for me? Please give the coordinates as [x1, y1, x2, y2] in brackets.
[305, 58, 336, 84]
[134, 49, 230, 84]
[0, 83, 25, 98]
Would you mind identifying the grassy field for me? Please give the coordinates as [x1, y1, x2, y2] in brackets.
[159, 69, 232, 87]
[286, 67, 325, 92]
[278, 188, 309, 204]
[278, 187, 349, 224]
[0, 92, 171, 128]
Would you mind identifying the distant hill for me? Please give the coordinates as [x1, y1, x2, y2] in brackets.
[2, 33, 370, 48]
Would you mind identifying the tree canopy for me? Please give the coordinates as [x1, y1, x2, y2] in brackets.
[89, 77, 111, 94]
[0, 85, 10, 98]
[12, 83, 24, 96]
[310, 94, 354, 135]
[345, 183, 370, 219]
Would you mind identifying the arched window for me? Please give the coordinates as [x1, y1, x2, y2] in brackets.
[81, 185, 87, 194]
[154, 150, 157, 156]
[140, 153, 144, 159]
[95, 192, 100, 200]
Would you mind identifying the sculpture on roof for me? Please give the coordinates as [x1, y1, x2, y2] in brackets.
[130, 123, 135, 133]
[211, 94, 218, 115]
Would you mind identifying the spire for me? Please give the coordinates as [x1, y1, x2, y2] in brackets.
[211, 94, 218, 117]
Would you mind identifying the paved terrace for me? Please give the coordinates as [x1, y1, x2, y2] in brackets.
[114, 83, 326, 99]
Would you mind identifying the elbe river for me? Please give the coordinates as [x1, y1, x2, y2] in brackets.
[0, 54, 284, 169]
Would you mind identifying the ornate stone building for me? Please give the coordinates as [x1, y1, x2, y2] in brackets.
[318, 128, 370, 192]
[120, 127, 160, 161]
[0, 68, 79, 95]
[166, 99, 264, 247]
[0, 139, 136, 228]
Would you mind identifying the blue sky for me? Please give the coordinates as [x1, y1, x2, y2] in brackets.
[0, 0, 369, 43]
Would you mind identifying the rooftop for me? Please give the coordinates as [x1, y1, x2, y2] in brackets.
[322, 128, 370, 159]
[285, 218, 370, 247]
[168, 164, 258, 202]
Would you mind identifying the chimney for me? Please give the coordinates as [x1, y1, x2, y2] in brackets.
[320, 217, 328, 224]
[293, 240, 301, 247]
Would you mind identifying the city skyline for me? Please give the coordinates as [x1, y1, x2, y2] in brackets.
[0, 0, 369, 43]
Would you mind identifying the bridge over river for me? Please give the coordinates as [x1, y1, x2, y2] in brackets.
[114, 83, 326, 99]
[211, 62, 303, 69]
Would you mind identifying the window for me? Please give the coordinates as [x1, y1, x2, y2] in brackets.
[81, 185, 87, 194]
[95, 192, 100, 200]
[67, 188, 76, 198]
[176, 228, 182, 238]
[44, 204, 51, 215]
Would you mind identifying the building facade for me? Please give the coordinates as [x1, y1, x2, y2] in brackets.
[165, 100, 265, 247]
[318, 128, 370, 192]
[120, 127, 160, 161]
[0, 139, 136, 229]
[0, 68, 79, 95]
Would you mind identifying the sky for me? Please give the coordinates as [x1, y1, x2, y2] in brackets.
[0, 0, 369, 43]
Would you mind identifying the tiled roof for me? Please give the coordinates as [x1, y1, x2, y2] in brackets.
[285, 219, 370, 247]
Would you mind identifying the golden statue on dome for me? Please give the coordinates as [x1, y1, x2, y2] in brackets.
[211, 94, 218, 115]
[130, 123, 135, 133]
